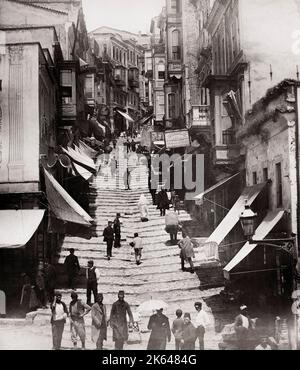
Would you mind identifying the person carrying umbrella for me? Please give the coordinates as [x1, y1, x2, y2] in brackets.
[110, 291, 134, 350]
[147, 307, 171, 350]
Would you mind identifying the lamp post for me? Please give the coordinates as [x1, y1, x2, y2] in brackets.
[239, 202, 298, 349]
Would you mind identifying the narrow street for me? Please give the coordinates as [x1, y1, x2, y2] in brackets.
[1, 141, 227, 350]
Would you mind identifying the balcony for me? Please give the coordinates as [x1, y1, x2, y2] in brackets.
[114, 75, 126, 87]
[213, 129, 240, 166]
[128, 78, 139, 88]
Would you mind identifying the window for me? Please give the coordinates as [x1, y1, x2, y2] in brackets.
[158, 62, 165, 80]
[113, 46, 115, 59]
[276, 163, 283, 208]
[263, 168, 268, 182]
[172, 30, 181, 60]
[252, 172, 257, 185]
[171, 0, 179, 12]
[60, 70, 73, 102]
[168, 93, 176, 119]
[116, 48, 119, 61]
[104, 44, 107, 54]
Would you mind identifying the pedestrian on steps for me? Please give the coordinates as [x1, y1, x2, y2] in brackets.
[69, 291, 91, 350]
[113, 213, 122, 248]
[86, 260, 100, 306]
[130, 233, 143, 265]
[110, 291, 134, 350]
[156, 187, 170, 216]
[103, 221, 115, 260]
[165, 209, 180, 244]
[178, 232, 195, 274]
[137, 194, 149, 222]
[147, 308, 171, 350]
[64, 249, 80, 290]
[194, 301, 210, 350]
[181, 313, 197, 350]
[91, 293, 107, 350]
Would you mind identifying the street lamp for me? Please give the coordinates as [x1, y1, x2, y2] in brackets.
[239, 202, 257, 240]
[239, 202, 299, 349]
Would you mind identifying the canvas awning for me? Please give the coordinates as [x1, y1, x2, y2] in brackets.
[0, 210, 45, 249]
[223, 210, 285, 279]
[205, 182, 267, 246]
[79, 140, 97, 159]
[44, 170, 93, 226]
[117, 110, 134, 122]
[72, 162, 93, 181]
[140, 114, 153, 125]
[194, 173, 241, 200]
[62, 147, 96, 172]
[225, 90, 243, 121]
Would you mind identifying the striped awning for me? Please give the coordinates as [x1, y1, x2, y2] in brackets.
[117, 110, 134, 122]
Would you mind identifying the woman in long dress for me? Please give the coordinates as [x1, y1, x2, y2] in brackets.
[137, 194, 149, 222]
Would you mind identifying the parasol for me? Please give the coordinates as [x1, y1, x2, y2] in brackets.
[136, 299, 168, 314]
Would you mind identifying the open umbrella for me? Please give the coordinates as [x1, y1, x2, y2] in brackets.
[136, 299, 168, 315]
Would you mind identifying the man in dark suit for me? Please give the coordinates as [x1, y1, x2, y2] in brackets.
[113, 213, 122, 249]
[147, 308, 171, 350]
[103, 221, 114, 260]
[64, 249, 80, 289]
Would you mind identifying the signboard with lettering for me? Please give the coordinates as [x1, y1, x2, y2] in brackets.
[151, 131, 165, 145]
[165, 129, 190, 149]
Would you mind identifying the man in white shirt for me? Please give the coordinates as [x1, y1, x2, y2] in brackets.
[50, 293, 68, 350]
[131, 233, 143, 265]
[194, 302, 210, 350]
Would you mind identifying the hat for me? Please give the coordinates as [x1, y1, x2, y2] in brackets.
[240, 305, 247, 311]
[183, 313, 191, 319]
[116, 213, 121, 217]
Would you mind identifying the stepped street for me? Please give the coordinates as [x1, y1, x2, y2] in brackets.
[0, 140, 229, 350]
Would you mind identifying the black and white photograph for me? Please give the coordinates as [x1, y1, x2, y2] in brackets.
[0, 0, 300, 353]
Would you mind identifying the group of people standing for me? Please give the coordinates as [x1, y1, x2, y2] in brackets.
[50, 290, 133, 351]
[147, 302, 210, 350]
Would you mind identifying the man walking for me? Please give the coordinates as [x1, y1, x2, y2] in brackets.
[113, 213, 122, 249]
[110, 291, 134, 350]
[194, 302, 210, 350]
[147, 308, 171, 350]
[103, 221, 115, 260]
[86, 260, 100, 306]
[64, 249, 80, 290]
[130, 233, 143, 265]
[178, 232, 195, 274]
[165, 209, 180, 244]
[91, 293, 107, 350]
[69, 291, 91, 350]
[51, 292, 68, 350]
[156, 187, 170, 216]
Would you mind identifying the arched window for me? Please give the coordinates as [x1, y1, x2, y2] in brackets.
[168, 93, 176, 119]
[158, 61, 165, 80]
[172, 30, 181, 60]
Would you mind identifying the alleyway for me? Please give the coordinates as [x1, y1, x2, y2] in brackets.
[15, 141, 227, 351]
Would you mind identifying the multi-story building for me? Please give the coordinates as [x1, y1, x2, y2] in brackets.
[0, 1, 94, 312]
[89, 26, 147, 134]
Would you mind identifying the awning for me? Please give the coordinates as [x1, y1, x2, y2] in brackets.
[79, 57, 89, 68]
[72, 162, 93, 181]
[44, 169, 93, 226]
[140, 114, 153, 125]
[0, 210, 45, 249]
[62, 147, 96, 172]
[79, 140, 97, 159]
[194, 173, 241, 200]
[223, 210, 285, 279]
[205, 182, 267, 246]
[117, 110, 134, 123]
[225, 90, 243, 121]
